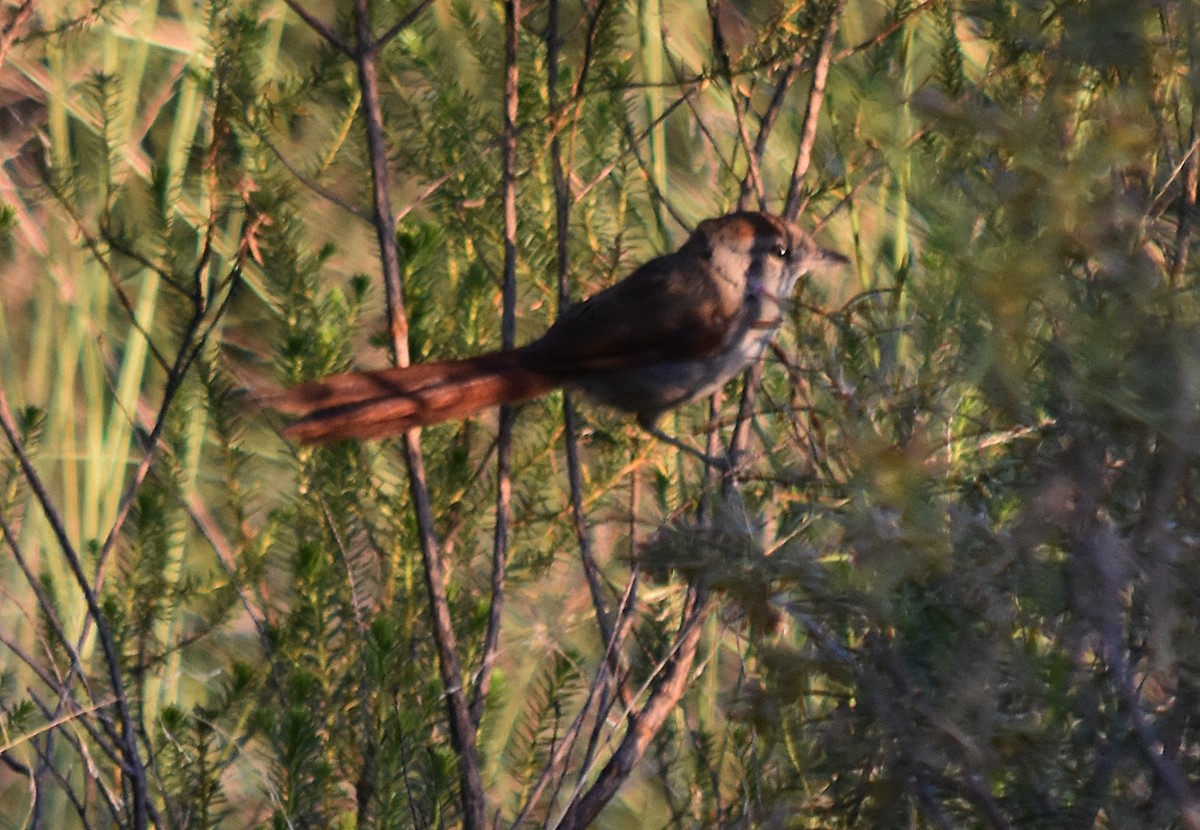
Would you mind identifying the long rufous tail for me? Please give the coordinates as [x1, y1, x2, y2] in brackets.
[274, 349, 559, 443]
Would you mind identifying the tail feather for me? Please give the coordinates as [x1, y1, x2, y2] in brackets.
[276, 350, 559, 443]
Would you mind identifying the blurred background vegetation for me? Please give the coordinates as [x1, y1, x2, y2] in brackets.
[1, 0, 1199, 827]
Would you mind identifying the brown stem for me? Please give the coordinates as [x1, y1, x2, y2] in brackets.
[738, 50, 804, 211]
[727, 0, 844, 469]
[95, 215, 220, 588]
[783, 0, 846, 221]
[0, 506, 90, 698]
[282, 0, 353, 55]
[554, 588, 710, 829]
[706, 0, 764, 210]
[0, 0, 36, 67]
[353, 0, 408, 366]
[0, 390, 154, 830]
[546, 0, 616, 644]
[347, 0, 486, 823]
[726, 358, 765, 489]
[510, 572, 638, 829]
[471, 0, 521, 728]
[1170, 121, 1198, 285]
[833, 0, 935, 63]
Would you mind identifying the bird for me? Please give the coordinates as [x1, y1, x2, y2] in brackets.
[273, 211, 847, 453]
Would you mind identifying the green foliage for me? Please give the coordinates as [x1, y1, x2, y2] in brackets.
[2, 0, 1200, 827]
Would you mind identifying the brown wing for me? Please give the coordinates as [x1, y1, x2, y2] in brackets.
[523, 250, 736, 375]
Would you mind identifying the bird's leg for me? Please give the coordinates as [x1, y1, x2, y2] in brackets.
[638, 413, 734, 471]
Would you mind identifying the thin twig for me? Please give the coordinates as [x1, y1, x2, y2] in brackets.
[94, 240, 219, 587]
[281, 0, 353, 55]
[1148, 133, 1200, 219]
[353, 4, 409, 365]
[726, 358, 765, 490]
[706, 0, 764, 210]
[510, 572, 638, 829]
[553, 587, 711, 830]
[547, 0, 616, 648]
[574, 85, 697, 205]
[738, 46, 806, 211]
[662, 44, 739, 190]
[0, 389, 153, 830]
[1169, 120, 1198, 285]
[0, 509, 93, 700]
[471, 0, 521, 729]
[0, 623, 59, 696]
[783, 0, 846, 221]
[257, 132, 373, 221]
[0, 0, 35, 67]
[372, 0, 436, 51]
[182, 489, 271, 630]
[0, 697, 119, 756]
[833, 0, 935, 63]
[620, 105, 694, 235]
[394, 170, 452, 225]
[27, 688, 123, 828]
[729, 0, 845, 471]
[568, 0, 611, 102]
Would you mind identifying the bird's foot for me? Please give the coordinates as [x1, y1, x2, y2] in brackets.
[644, 424, 735, 471]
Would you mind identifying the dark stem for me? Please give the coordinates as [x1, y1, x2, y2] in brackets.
[472, 0, 521, 727]
[349, 0, 486, 824]
[554, 588, 711, 829]
[0, 391, 153, 830]
[546, 0, 615, 646]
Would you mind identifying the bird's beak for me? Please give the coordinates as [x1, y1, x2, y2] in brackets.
[816, 246, 850, 268]
[798, 245, 849, 271]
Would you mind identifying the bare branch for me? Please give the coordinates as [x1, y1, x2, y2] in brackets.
[27, 688, 125, 828]
[738, 50, 805, 211]
[0, 508, 91, 698]
[354, 6, 409, 365]
[395, 171, 451, 225]
[544, 0, 618, 650]
[511, 572, 639, 829]
[257, 132, 373, 221]
[0, 388, 153, 830]
[833, 0, 935, 63]
[350, 0, 485, 822]
[0, 696, 119, 756]
[372, 0, 436, 51]
[554, 588, 711, 829]
[281, 0, 354, 55]
[662, 45, 740, 190]
[0, 0, 35, 67]
[1169, 119, 1199, 284]
[574, 86, 694, 204]
[783, 0, 846, 221]
[471, 0, 522, 729]
[705, 0, 764, 211]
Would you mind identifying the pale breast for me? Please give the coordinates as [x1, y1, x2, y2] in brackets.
[569, 293, 781, 420]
